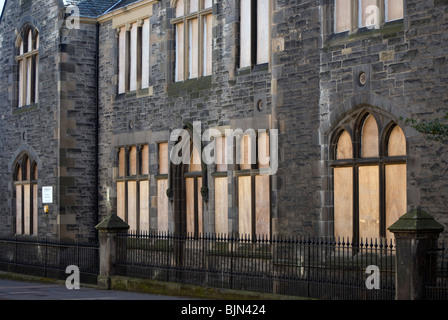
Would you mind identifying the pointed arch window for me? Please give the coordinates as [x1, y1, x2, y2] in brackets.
[14, 154, 38, 235]
[332, 112, 407, 241]
[16, 27, 39, 108]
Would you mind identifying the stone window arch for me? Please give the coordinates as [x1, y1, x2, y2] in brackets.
[331, 110, 407, 241]
[16, 25, 39, 108]
[13, 152, 38, 235]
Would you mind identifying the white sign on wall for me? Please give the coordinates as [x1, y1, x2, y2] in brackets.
[42, 186, 53, 204]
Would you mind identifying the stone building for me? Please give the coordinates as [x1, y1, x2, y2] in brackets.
[0, 0, 447, 242]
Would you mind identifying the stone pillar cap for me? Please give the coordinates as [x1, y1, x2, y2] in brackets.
[95, 214, 130, 232]
[388, 207, 444, 234]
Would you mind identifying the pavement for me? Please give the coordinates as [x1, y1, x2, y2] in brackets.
[0, 278, 191, 300]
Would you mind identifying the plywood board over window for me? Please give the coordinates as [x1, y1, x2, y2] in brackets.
[14, 156, 38, 236]
[140, 180, 150, 231]
[240, 0, 270, 67]
[215, 177, 228, 234]
[238, 176, 252, 237]
[141, 145, 149, 175]
[157, 143, 169, 233]
[116, 145, 150, 232]
[385, 125, 407, 239]
[173, 0, 212, 81]
[16, 29, 39, 107]
[141, 19, 150, 89]
[129, 23, 138, 92]
[385, 0, 404, 21]
[332, 112, 407, 241]
[186, 177, 203, 235]
[361, 115, 379, 158]
[335, 0, 352, 33]
[240, 0, 252, 68]
[255, 175, 270, 238]
[336, 130, 353, 160]
[256, 0, 270, 65]
[359, 0, 380, 28]
[118, 26, 128, 94]
[157, 179, 169, 232]
[334, 167, 353, 239]
[203, 14, 213, 76]
[16, 185, 23, 234]
[358, 166, 380, 240]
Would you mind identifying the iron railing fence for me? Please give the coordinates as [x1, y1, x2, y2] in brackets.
[0, 236, 99, 285]
[425, 239, 448, 300]
[116, 231, 396, 300]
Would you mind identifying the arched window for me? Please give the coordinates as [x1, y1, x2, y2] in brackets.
[332, 112, 407, 241]
[16, 27, 39, 107]
[172, 0, 213, 82]
[14, 154, 38, 235]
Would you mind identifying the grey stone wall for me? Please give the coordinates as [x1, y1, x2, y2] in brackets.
[0, 0, 99, 241]
[318, 0, 448, 236]
[1, 0, 447, 241]
[0, 0, 61, 238]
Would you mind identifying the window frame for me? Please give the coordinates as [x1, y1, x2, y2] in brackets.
[14, 154, 38, 236]
[155, 142, 170, 233]
[16, 27, 39, 108]
[239, 0, 271, 70]
[330, 111, 407, 240]
[172, 0, 213, 82]
[116, 145, 150, 232]
[117, 17, 151, 94]
[185, 144, 204, 236]
[234, 130, 271, 239]
[333, 0, 404, 34]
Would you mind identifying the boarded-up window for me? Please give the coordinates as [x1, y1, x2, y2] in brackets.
[240, 0, 270, 68]
[186, 145, 203, 235]
[332, 114, 407, 240]
[359, 0, 380, 28]
[17, 28, 39, 107]
[237, 133, 271, 239]
[334, 0, 403, 33]
[335, 0, 352, 33]
[215, 135, 228, 234]
[361, 115, 379, 158]
[118, 18, 151, 93]
[173, 0, 213, 81]
[215, 176, 228, 234]
[334, 130, 353, 238]
[385, 126, 406, 240]
[157, 143, 169, 232]
[385, 0, 404, 22]
[14, 155, 38, 235]
[358, 165, 380, 239]
[116, 145, 150, 232]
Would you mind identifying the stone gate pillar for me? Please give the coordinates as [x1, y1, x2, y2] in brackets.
[95, 214, 129, 290]
[388, 207, 444, 300]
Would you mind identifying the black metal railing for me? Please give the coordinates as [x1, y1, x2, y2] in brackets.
[0, 236, 99, 285]
[116, 231, 396, 300]
[425, 240, 448, 300]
